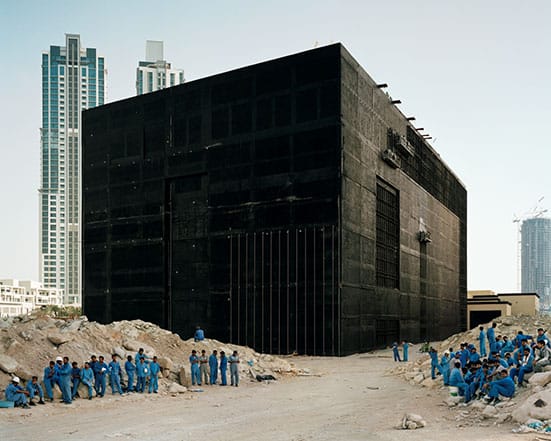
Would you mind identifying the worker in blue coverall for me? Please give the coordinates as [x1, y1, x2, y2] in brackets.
[510, 348, 534, 386]
[189, 350, 201, 386]
[392, 342, 401, 362]
[135, 348, 150, 365]
[402, 341, 409, 362]
[449, 361, 472, 403]
[43, 360, 57, 401]
[440, 351, 451, 386]
[194, 326, 205, 342]
[209, 350, 219, 385]
[500, 337, 515, 357]
[125, 355, 136, 392]
[485, 368, 515, 404]
[429, 347, 442, 379]
[136, 357, 148, 393]
[95, 355, 109, 397]
[81, 362, 95, 400]
[148, 356, 160, 393]
[59, 356, 72, 404]
[229, 350, 240, 387]
[459, 344, 470, 367]
[469, 346, 481, 364]
[219, 351, 228, 386]
[71, 361, 81, 399]
[26, 376, 45, 405]
[5, 377, 30, 408]
[54, 356, 63, 390]
[108, 354, 124, 395]
[479, 326, 487, 357]
[487, 322, 497, 351]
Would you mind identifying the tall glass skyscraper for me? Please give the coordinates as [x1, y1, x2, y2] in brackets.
[40, 34, 105, 305]
[521, 217, 551, 310]
[136, 40, 184, 95]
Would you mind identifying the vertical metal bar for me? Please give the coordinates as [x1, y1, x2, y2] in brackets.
[253, 232, 256, 349]
[304, 227, 307, 354]
[313, 228, 316, 356]
[331, 225, 335, 355]
[286, 229, 290, 354]
[278, 229, 281, 354]
[229, 235, 233, 342]
[295, 228, 298, 352]
[261, 232, 265, 353]
[322, 227, 326, 355]
[237, 233, 241, 345]
[245, 233, 249, 347]
[269, 231, 273, 353]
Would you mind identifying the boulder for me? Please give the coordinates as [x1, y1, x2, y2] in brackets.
[512, 389, 551, 423]
[420, 378, 437, 388]
[482, 405, 498, 418]
[529, 372, 551, 387]
[0, 354, 19, 373]
[168, 382, 187, 394]
[111, 347, 127, 359]
[157, 356, 174, 371]
[445, 396, 461, 407]
[14, 366, 33, 382]
[77, 382, 97, 398]
[47, 333, 72, 345]
[401, 413, 426, 430]
[19, 330, 33, 341]
[179, 367, 190, 387]
[413, 374, 424, 384]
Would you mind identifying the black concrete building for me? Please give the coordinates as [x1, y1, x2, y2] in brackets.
[82, 44, 467, 355]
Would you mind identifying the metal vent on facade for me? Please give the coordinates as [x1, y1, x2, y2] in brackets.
[417, 231, 432, 243]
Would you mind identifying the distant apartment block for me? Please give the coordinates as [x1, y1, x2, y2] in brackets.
[0, 279, 63, 318]
[39, 34, 106, 305]
[521, 217, 551, 310]
[136, 40, 184, 95]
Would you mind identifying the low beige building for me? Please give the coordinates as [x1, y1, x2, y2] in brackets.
[467, 290, 539, 329]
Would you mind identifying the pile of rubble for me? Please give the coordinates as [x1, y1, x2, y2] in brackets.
[0, 313, 304, 397]
[388, 315, 551, 432]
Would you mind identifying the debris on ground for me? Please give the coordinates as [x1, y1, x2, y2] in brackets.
[400, 413, 426, 430]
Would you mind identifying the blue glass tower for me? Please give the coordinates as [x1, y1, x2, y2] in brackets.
[40, 34, 105, 305]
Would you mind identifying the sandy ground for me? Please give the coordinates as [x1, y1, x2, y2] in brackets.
[0, 349, 530, 441]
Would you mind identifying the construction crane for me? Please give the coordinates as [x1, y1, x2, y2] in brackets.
[513, 196, 548, 291]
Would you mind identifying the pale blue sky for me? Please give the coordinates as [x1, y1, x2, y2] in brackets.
[1, 0, 550, 292]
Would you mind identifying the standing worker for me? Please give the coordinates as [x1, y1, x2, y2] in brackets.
[392, 342, 401, 362]
[219, 351, 228, 386]
[81, 362, 95, 400]
[136, 357, 148, 393]
[189, 350, 201, 386]
[209, 350, 219, 385]
[229, 350, 240, 387]
[148, 356, 160, 393]
[429, 347, 442, 380]
[43, 361, 56, 402]
[59, 356, 72, 404]
[96, 355, 109, 397]
[125, 355, 136, 392]
[71, 361, 81, 399]
[401, 341, 409, 362]
[479, 326, 487, 357]
[108, 354, 124, 395]
[199, 350, 209, 385]
[487, 322, 497, 352]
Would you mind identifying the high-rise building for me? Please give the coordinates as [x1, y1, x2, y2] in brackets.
[83, 44, 467, 355]
[39, 34, 106, 305]
[521, 217, 551, 309]
[136, 40, 184, 95]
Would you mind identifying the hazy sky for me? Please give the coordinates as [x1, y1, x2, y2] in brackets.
[1, 0, 550, 292]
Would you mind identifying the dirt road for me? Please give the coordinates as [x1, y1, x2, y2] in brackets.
[0, 350, 524, 441]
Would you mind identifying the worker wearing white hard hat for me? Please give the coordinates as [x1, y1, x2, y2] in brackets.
[5, 376, 30, 408]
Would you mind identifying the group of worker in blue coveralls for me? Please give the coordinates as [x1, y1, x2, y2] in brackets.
[4, 348, 163, 408]
[391, 341, 410, 362]
[424, 323, 551, 405]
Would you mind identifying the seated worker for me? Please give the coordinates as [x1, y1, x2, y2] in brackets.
[510, 347, 534, 387]
[485, 367, 515, 405]
[5, 377, 30, 409]
[194, 326, 205, 342]
[449, 362, 472, 403]
[534, 340, 551, 372]
[26, 376, 46, 405]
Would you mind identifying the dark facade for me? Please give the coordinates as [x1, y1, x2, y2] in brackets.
[82, 44, 467, 355]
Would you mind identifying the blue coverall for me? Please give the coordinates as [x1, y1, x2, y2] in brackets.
[403, 343, 409, 362]
[71, 367, 81, 398]
[109, 361, 124, 395]
[429, 351, 442, 379]
[194, 328, 205, 342]
[500, 340, 515, 357]
[487, 327, 496, 349]
[209, 354, 218, 384]
[510, 354, 534, 385]
[440, 354, 450, 385]
[26, 382, 44, 401]
[136, 361, 148, 393]
[148, 361, 160, 393]
[81, 367, 95, 399]
[488, 376, 515, 399]
[449, 367, 471, 402]
[219, 355, 228, 386]
[189, 354, 201, 386]
[43, 365, 56, 400]
[95, 362, 109, 396]
[125, 360, 136, 392]
[469, 351, 480, 364]
[58, 362, 72, 404]
[479, 329, 487, 356]
[229, 355, 240, 386]
[392, 343, 401, 362]
[5, 383, 27, 406]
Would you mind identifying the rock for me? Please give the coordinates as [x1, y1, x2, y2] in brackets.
[401, 413, 426, 429]
[0, 354, 19, 373]
[111, 347, 127, 359]
[420, 378, 437, 388]
[496, 413, 511, 424]
[19, 330, 33, 341]
[0, 319, 13, 329]
[157, 356, 174, 371]
[179, 367, 189, 387]
[122, 340, 154, 354]
[446, 396, 461, 406]
[168, 382, 187, 394]
[162, 368, 171, 378]
[482, 405, 498, 418]
[14, 366, 33, 381]
[413, 374, 424, 384]
[62, 319, 84, 332]
[470, 401, 486, 410]
[529, 372, 551, 387]
[77, 382, 96, 398]
[47, 333, 72, 345]
[512, 389, 551, 423]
